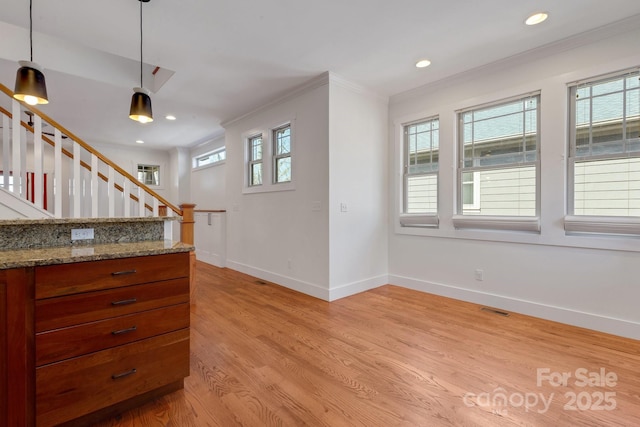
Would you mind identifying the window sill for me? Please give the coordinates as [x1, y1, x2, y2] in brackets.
[452, 215, 540, 233]
[564, 215, 640, 236]
[399, 213, 439, 228]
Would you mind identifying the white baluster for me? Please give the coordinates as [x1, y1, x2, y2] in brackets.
[33, 115, 43, 209]
[54, 129, 62, 218]
[123, 179, 131, 217]
[108, 166, 115, 218]
[2, 114, 9, 191]
[11, 100, 21, 197]
[138, 186, 146, 217]
[19, 125, 27, 199]
[73, 141, 81, 218]
[91, 154, 99, 217]
[153, 198, 159, 217]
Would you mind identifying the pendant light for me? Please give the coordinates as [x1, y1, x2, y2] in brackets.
[129, 0, 153, 123]
[14, 0, 49, 105]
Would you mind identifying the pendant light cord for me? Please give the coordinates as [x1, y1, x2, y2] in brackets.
[29, 0, 33, 62]
[139, 0, 143, 88]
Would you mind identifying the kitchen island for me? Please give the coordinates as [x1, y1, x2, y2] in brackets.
[1, 222, 193, 427]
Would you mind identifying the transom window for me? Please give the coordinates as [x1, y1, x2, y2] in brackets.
[248, 135, 263, 186]
[404, 118, 439, 214]
[569, 71, 640, 217]
[458, 94, 540, 217]
[273, 125, 291, 183]
[194, 148, 226, 169]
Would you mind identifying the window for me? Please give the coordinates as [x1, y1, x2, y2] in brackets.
[243, 119, 295, 194]
[568, 71, 640, 218]
[137, 164, 160, 186]
[273, 125, 291, 183]
[454, 93, 540, 231]
[248, 135, 263, 187]
[0, 172, 14, 193]
[461, 171, 480, 211]
[194, 148, 225, 168]
[403, 118, 439, 217]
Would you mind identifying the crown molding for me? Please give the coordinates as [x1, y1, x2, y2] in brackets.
[221, 72, 330, 128]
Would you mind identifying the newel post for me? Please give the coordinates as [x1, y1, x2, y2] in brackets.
[179, 203, 196, 244]
[179, 203, 197, 300]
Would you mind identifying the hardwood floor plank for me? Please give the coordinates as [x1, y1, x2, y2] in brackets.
[89, 262, 640, 427]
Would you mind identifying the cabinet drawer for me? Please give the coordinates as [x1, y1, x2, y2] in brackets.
[35, 252, 189, 299]
[36, 278, 189, 332]
[36, 329, 189, 427]
[36, 303, 190, 366]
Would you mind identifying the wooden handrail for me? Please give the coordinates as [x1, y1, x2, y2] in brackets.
[0, 83, 182, 216]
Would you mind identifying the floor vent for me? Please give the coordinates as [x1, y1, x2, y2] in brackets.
[481, 307, 510, 317]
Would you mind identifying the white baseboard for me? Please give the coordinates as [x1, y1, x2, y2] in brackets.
[389, 274, 640, 341]
[225, 260, 388, 302]
[226, 260, 330, 300]
[213, 260, 640, 340]
[328, 274, 389, 301]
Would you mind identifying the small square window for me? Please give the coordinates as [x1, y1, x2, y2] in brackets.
[137, 164, 160, 186]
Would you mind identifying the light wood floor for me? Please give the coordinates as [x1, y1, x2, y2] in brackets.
[93, 262, 640, 426]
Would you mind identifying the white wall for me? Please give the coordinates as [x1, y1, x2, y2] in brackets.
[328, 77, 389, 299]
[223, 76, 331, 299]
[92, 142, 172, 201]
[388, 24, 640, 339]
[222, 73, 390, 300]
[190, 135, 226, 209]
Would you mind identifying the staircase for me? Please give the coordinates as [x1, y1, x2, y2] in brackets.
[0, 83, 194, 243]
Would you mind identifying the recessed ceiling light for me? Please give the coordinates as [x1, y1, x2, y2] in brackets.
[165, 115, 176, 120]
[136, 140, 144, 144]
[415, 59, 431, 68]
[525, 12, 548, 26]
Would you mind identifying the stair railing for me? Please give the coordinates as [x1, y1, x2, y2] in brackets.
[0, 83, 195, 244]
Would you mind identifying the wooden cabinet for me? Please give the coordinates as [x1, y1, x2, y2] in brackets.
[1, 267, 35, 427]
[33, 252, 191, 427]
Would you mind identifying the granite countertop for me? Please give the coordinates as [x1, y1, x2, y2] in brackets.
[0, 217, 178, 226]
[0, 240, 193, 270]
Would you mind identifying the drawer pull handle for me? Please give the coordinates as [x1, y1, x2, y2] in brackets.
[111, 298, 137, 306]
[111, 269, 137, 276]
[112, 326, 137, 336]
[111, 368, 137, 380]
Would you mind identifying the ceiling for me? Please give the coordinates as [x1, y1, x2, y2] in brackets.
[1, 0, 640, 150]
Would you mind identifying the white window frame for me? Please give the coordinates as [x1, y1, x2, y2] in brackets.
[136, 163, 161, 188]
[565, 68, 640, 235]
[399, 116, 439, 227]
[453, 92, 541, 232]
[193, 147, 226, 170]
[461, 171, 480, 211]
[243, 118, 295, 194]
[247, 134, 263, 188]
[272, 124, 292, 184]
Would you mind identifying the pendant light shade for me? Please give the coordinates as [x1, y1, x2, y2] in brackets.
[129, 87, 153, 123]
[14, 0, 49, 105]
[129, 0, 153, 123]
[14, 60, 49, 105]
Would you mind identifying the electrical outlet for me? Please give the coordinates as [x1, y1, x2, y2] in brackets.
[474, 269, 484, 281]
[71, 228, 94, 240]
